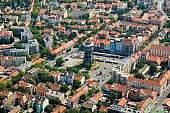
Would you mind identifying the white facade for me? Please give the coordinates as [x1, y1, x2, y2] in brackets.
[43, 35, 53, 48]
[13, 57, 26, 66]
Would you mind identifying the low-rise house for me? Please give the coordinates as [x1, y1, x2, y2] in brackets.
[87, 80, 97, 87]
[2, 15, 18, 22]
[158, 28, 170, 38]
[50, 71, 60, 82]
[99, 106, 109, 113]
[32, 96, 49, 113]
[46, 89, 66, 104]
[0, 31, 13, 39]
[67, 86, 88, 108]
[0, 65, 5, 74]
[118, 97, 128, 107]
[73, 75, 85, 85]
[52, 105, 66, 113]
[82, 101, 97, 112]
[136, 97, 153, 113]
[43, 28, 54, 36]
[90, 92, 103, 104]
[36, 85, 48, 98]
[70, 9, 94, 19]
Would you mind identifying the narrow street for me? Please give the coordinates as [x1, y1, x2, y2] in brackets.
[145, 84, 170, 113]
[156, 0, 169, 20]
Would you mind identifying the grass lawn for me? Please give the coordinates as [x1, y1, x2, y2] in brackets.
[90, 61, 101, 71]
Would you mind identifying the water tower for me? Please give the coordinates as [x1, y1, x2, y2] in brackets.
[83, 39, 94, 64]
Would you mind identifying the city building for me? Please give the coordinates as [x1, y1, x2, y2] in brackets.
[83, 39, 94, 64]
[126, 71, 170, 95]
[122, 37, 138, 56]
[10, 48, 29, 56]
[22, 39, 40, 54]
[42, 34, 53, 48]
[150, 45, 170, 58]
[10, 26, 33, 42]
[112, 58, 132, 84]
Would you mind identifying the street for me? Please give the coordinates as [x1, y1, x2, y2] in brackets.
[144, 84, 170, 113]
[156, 0, 169, 20]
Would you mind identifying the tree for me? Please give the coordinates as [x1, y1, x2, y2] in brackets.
[56, 57, 65, 66]
[66, 67, 79, 74]
[11, 71, 26, 85]
[128, 2, 135, 9]
[80, 94, 87, 102]
[44, 105, 53, 113]
[38, 70, 53, 83]
[73, 80, 81, 89]
[84, 63, 92, 70]
[161, 61, 167, 70]
[13, 43, 23, 49]
[149, 63, 157, 75]
[134, 72, 145, 79]
[60, 84, 68, 93]
[64, 108, 79, 113]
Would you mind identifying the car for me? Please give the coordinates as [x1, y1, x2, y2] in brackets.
[65, 58, 69, 61]
[104, 67, 106, 69]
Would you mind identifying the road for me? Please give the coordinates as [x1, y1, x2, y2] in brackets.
[156, 0, 169, 20]
[144, 84, 170, 113]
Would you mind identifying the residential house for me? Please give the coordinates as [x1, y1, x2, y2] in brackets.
[117, 97, 128, 107]
[67, 86, 88, 108]
[99, 106, 109, 113]
[32, 96, 49, 113]
[36, 85, 48, 98]
[82, 101, 97, 112]
[60, 72, 75, 84]
[73, 75, 85, 85]
[38, 9, 47, 20]
[42, 34, 53, 48]
[0, 31, 13, 39]
[0, 65, 5, 74]
[50, 71, 60, 82]
[43, 28, 54, 36]
[52, 105, 66, 113]
[50, 10, 68, 18]
[70, 9, 94, 19]
[86, 80, 97, 88]
[136, 97, 153, 113]
[90, 92, 103, 104]
[2, 15, 18, 22]
[158, 28, 170, 38]
[3, 92, 23, 112]
[46, 89, 66, 104]
[0, 56, 13, 68]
